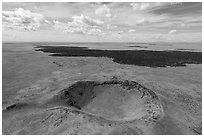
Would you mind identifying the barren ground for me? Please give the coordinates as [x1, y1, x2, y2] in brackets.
[2, 43, 202, 135]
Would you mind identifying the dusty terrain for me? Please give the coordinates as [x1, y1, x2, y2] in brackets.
[2, 43, 202, 135]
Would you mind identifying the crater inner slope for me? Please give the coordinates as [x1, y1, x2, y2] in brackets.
[56, 80, 163, 121]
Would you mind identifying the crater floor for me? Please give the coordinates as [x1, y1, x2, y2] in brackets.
[56, 80, 163, 121]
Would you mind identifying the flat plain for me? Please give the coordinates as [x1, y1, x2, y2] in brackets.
[2, 42, 202, 135]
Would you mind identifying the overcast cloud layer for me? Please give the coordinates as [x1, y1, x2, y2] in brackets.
[2, 2, 202, 42]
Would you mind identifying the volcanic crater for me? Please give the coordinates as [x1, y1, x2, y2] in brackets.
[3, 79, 165, 135]
[52, 80, 164, 122]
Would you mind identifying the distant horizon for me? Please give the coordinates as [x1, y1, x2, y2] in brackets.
[2, 41, 202, 44]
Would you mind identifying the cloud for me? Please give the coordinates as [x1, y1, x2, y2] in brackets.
[106, 24, 117, 30]
[153, 34, 165, 40]
[107, 24, 110, 29]
[168, 29, 177, 34]
[87, 28, 104, 35]
[71, 14, 104, 27]
[128, 29, 136, 33]
[136, 18, 150, 25]
[180, 23, 186, 28]
[95, 4, 112, 18]
[130, 3, 151, 10]
[53, 15, 104, 35]
[54, 20, 85, 34]
[2, 3, 201, 43]
[2, 8, 49, 31]
[130, 2, 182, 11]
[170, 2, 183, 6]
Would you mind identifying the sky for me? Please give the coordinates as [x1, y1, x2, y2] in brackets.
[2, 2, 202, 43]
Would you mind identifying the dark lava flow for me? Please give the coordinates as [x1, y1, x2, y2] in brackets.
[35, 46, 202, 67]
